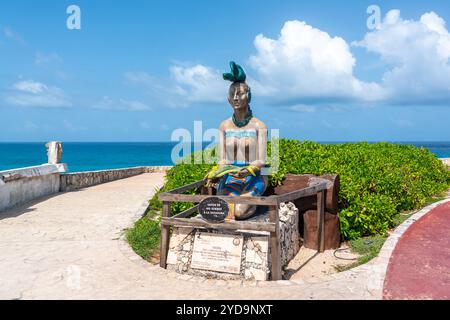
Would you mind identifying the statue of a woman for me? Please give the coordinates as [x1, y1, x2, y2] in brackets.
[206, 62, 268, 220]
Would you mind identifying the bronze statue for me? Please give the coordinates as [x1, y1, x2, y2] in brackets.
[206, 62, 268, 220]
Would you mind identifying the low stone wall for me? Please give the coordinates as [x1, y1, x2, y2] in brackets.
[0, 164, 67, 212]
[60, 166, 172, 192]
[0, 164, 171, 212]
[145, 166, 172, 173]
[166, 202, 299, 281]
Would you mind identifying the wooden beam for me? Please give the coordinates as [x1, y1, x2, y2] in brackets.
[160, 202, 171, 269]
[171, 205, 199, 218]
[161, 217, 276, 233]
[317, 190, 325, 253]
[268, 205, 282, 280]
[166, 179, 206, 194]
[275, 182, 327, 203]
[159, 193, 279, 205]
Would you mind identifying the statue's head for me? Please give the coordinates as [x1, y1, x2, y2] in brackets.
[223, 61, 251, 111]
[228, 81, 251, 111]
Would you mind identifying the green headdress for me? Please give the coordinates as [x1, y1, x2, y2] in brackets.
[223, 61, 247, 82]
[223, 61, 252, 104]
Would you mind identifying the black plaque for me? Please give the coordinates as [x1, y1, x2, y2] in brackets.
[198, 197, 229, 222]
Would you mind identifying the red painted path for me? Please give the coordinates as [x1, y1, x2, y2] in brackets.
[383, 201, 450, 299]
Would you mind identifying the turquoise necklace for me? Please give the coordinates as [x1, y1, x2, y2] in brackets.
[232, 107, 253, 128]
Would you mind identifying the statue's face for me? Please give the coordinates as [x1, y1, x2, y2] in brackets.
[228, 82, 249, 111]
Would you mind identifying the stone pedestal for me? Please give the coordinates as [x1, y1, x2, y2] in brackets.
[166, 202, 299, 281]
[45, 141, 63, 164]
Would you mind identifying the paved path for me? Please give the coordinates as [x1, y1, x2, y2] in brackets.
[383, 201, 450, 299]
[0, 173, 165, 299]
[0, 171, 447, 300]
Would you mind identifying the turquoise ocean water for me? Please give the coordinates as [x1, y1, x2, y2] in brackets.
[0, 142, 449, 172]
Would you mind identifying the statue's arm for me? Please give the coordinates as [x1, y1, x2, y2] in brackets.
[250, 123, 267, 169]
[218, 122, 227, 166]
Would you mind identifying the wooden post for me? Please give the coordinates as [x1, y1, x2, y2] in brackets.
[160, 201, 171, 268]
[317, 190, 325, 252]
[269, 204, 282, 280]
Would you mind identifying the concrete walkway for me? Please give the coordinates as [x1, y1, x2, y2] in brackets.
[0, 172, 381, 300]
[383, 201, 450, 299]
[0, 172, 447, 300]
[0, 173, 165, 299]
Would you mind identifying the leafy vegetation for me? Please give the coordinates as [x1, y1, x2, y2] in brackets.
[127, 139, 449, 260]
[125, 214, 161, 261]
[151, 140, 449, 238]
[334, 234, 388, 272]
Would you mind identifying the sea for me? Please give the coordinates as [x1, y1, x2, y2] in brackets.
[0, 141, 449, 173]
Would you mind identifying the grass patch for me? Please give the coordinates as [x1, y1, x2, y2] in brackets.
[334, 234, 388, 272]
[125, 213, 161, 261]
[349, 234, 388, 264]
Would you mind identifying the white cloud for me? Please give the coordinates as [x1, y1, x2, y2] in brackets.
[169, 64, 227, 103]
[248, 20, 384, 105]
[134, 21, 383, 108]
[354, 10, 450, 104]
[14, 80, 47, 94]
[93, 96, 152, 111]
[6, 80, 72, 108]
[126, 10, 450, 108]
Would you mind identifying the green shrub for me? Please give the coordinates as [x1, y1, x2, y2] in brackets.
[149, 139, 450, 240]
[125, 217, 161, 260]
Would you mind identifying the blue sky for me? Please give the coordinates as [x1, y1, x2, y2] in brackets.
[0, 0, 449, 142]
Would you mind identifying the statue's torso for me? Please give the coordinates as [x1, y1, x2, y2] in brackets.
[224, 128, 258, 165]
[220, 117, 266, 165]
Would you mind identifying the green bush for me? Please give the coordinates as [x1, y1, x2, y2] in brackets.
[149, 139, 450, 240]
[125, 217, 161, 260]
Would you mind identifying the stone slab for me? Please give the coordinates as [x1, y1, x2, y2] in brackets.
[191, 232, 243, 274]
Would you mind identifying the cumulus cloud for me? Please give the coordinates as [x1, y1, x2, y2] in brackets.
[127, 10, 450, 108]
[248, 20, 383, 104]
[144, 20, 384, 108]
[6, 80, 72, 108]
[354, 10, 450, 105]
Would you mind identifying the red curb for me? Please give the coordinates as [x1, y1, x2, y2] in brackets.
[383, 201, 450, 300]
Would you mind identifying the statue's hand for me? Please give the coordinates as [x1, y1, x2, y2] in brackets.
[205, 178, 215, 188]
[237, 168, 251, 178]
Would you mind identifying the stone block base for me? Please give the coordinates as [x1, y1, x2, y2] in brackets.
[166, 202, 300, 281]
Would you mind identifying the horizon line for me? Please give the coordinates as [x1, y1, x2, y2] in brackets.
[1, 140, 450, 144]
